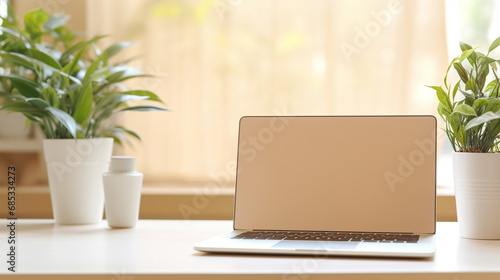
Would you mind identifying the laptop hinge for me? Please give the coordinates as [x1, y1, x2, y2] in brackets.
[248, 229, 416, 234]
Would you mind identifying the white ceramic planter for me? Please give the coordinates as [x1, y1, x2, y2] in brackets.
[43, 138, 113, 224]
[453, 152, 500, 239]
[0, 112, 32, 139]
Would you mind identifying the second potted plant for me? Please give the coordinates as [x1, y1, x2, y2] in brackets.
[430, 37, 500, 239]
[0, 7, 166, 224]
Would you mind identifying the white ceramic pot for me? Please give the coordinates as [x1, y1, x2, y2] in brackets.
[0, 112, 32, 139]
[453, 152, 500, 239]
[43, 138, 114, 224]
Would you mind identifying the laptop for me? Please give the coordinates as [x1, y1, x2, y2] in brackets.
[194, 115, 436, 258]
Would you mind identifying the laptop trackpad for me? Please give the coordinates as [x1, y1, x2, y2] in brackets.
[272, 241, 358, 250]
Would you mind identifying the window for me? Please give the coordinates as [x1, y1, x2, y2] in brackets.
[84, 0, 449, 186]
[7, 0, 461, 220]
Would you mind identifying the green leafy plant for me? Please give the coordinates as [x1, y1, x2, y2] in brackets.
[0, 6, 166, 143]
[430, 37, 500, 152]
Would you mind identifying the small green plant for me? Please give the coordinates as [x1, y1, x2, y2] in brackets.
[0, 6, 166, 143]
[430, 37, 500, 152]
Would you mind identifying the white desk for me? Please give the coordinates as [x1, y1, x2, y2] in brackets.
[0, 220, 499, 280]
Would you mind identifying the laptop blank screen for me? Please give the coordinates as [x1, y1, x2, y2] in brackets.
[234, 116, 436, 234]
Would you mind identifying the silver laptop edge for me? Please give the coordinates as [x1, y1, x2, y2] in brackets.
[194, 115, 437, 258]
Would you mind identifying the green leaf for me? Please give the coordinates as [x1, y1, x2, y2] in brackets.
[76, 130, 85, 139]
[485, 99, 500, 113]
[488, 37, 500, 54]
[102, 41, 134, 59]
[11, 80, 41, 98]
[492, 82, 500, 98]
[428, 85, 452, 111]
[438, 103, 452, 118]
[51, 26, 76, 47]
[454, 104, 477, 116]
[110, 126, 141, 140]
[465, 77, 478, 93]
[24, 9, 49, 42]
[120, 105, 167, 112]
[0, 101, 45, 115]
[0, 51, 80, 85]
[456, 125, 465, 145]
[473, 98, 488, 111]
[465, 111, 500, 130]
[485, 79, 498, 93]
[459, 42, 477, 66]
[24, 49, 62, 69]
[42, 87, 60, 107]
[0, 74, 38, 88]
[444, 57, 459, 89]
[448, 112, 461, 134]
[453, 62, 468, 83]
[108, 73, 152, 84]
[110, 90, 163, 102]
[123, 128, 141, 140]
[43, 14, 70, 31]
[45, 107, 77, 138]
[0, 51, 37, 72]
[458, 48, 477, 63]
[60, 35, 107, 64]
[0, 26, 23, 39]
[26, 98, 50, 109]
[95, 72, 152, 94]
[477, 64, 489, 91]
[115, 95, 149, 103]
[460, 41, 473, 51]
[459, 88, 474, 99]
[83, 56, 103, 82]
[72, 83, 93, 125]
[479, 55, 496, 66]
[62, 47, 85, 75]
[452, 81, 460, 101]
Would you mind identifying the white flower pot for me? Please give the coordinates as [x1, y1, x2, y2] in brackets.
[0, 111, 33, 139]
[43, 138, 113, 224]
[453, 152, 500, 239]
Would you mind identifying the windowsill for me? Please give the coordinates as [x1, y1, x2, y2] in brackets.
[0, 184, 235, 220]
[436, 185, 457, 221]
[0, 184, 456, 221]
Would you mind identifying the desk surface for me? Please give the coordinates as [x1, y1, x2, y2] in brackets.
[0, 220, 499, 280]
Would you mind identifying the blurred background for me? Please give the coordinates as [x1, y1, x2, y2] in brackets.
[2, 0, 500, 189]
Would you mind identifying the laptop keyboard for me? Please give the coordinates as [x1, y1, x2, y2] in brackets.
[232, 231, 420, 243]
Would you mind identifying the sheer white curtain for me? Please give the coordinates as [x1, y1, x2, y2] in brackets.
[86, 0, 448, 184]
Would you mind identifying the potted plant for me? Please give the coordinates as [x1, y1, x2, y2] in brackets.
[430, 37, 500, 239]
[0, 7, 166, 224]
[0, 5, 34, 139]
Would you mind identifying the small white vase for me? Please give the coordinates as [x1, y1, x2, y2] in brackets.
[43, 138, 114, 224]
[103, 156, 143, 228]
[453, 152, 500, 239]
